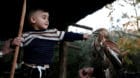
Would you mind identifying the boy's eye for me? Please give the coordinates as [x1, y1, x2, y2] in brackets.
[42, 15, 47, 19]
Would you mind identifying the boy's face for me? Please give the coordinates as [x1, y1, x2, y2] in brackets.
[30, 10, 49, 30]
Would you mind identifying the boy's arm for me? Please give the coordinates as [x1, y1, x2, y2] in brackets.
[62, 32, 90, 41]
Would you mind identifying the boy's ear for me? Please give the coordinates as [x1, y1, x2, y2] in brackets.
[30, 16, 36, 23]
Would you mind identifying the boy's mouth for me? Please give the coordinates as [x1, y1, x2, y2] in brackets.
[45, 24, 49, 26]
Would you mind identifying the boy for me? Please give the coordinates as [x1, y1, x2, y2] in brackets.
[13, 8, 90, 78]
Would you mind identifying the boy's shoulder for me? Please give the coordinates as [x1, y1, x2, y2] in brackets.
[45, 28, 58, 32]
[22, 28, 63, 37]
[23, 28, 58, 34]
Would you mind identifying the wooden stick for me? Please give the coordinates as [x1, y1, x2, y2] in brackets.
[10, 0, 26, 78]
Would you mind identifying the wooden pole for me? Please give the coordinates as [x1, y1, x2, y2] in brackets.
[10, 0, 26, 78]
[59, 42, 68, 78]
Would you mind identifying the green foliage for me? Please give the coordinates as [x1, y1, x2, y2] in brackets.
[67, 40, 93, 78]
[113, 31, 140, 72]
[0, 41, 4, 49]
[137, 0, 140, 2]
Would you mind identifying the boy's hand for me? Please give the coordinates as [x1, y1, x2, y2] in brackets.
[12, 37, 22, 46]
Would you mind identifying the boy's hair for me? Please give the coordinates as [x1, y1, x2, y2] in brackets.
[24, 8, 49, 31]
[27, 8, 49, 23]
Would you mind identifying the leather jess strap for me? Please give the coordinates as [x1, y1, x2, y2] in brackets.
[24, 63, 50, 69]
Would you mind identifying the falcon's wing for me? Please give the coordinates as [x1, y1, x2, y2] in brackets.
[103, 40, 123, 69]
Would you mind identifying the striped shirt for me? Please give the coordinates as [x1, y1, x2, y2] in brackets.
[21, 29, 84, 65]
